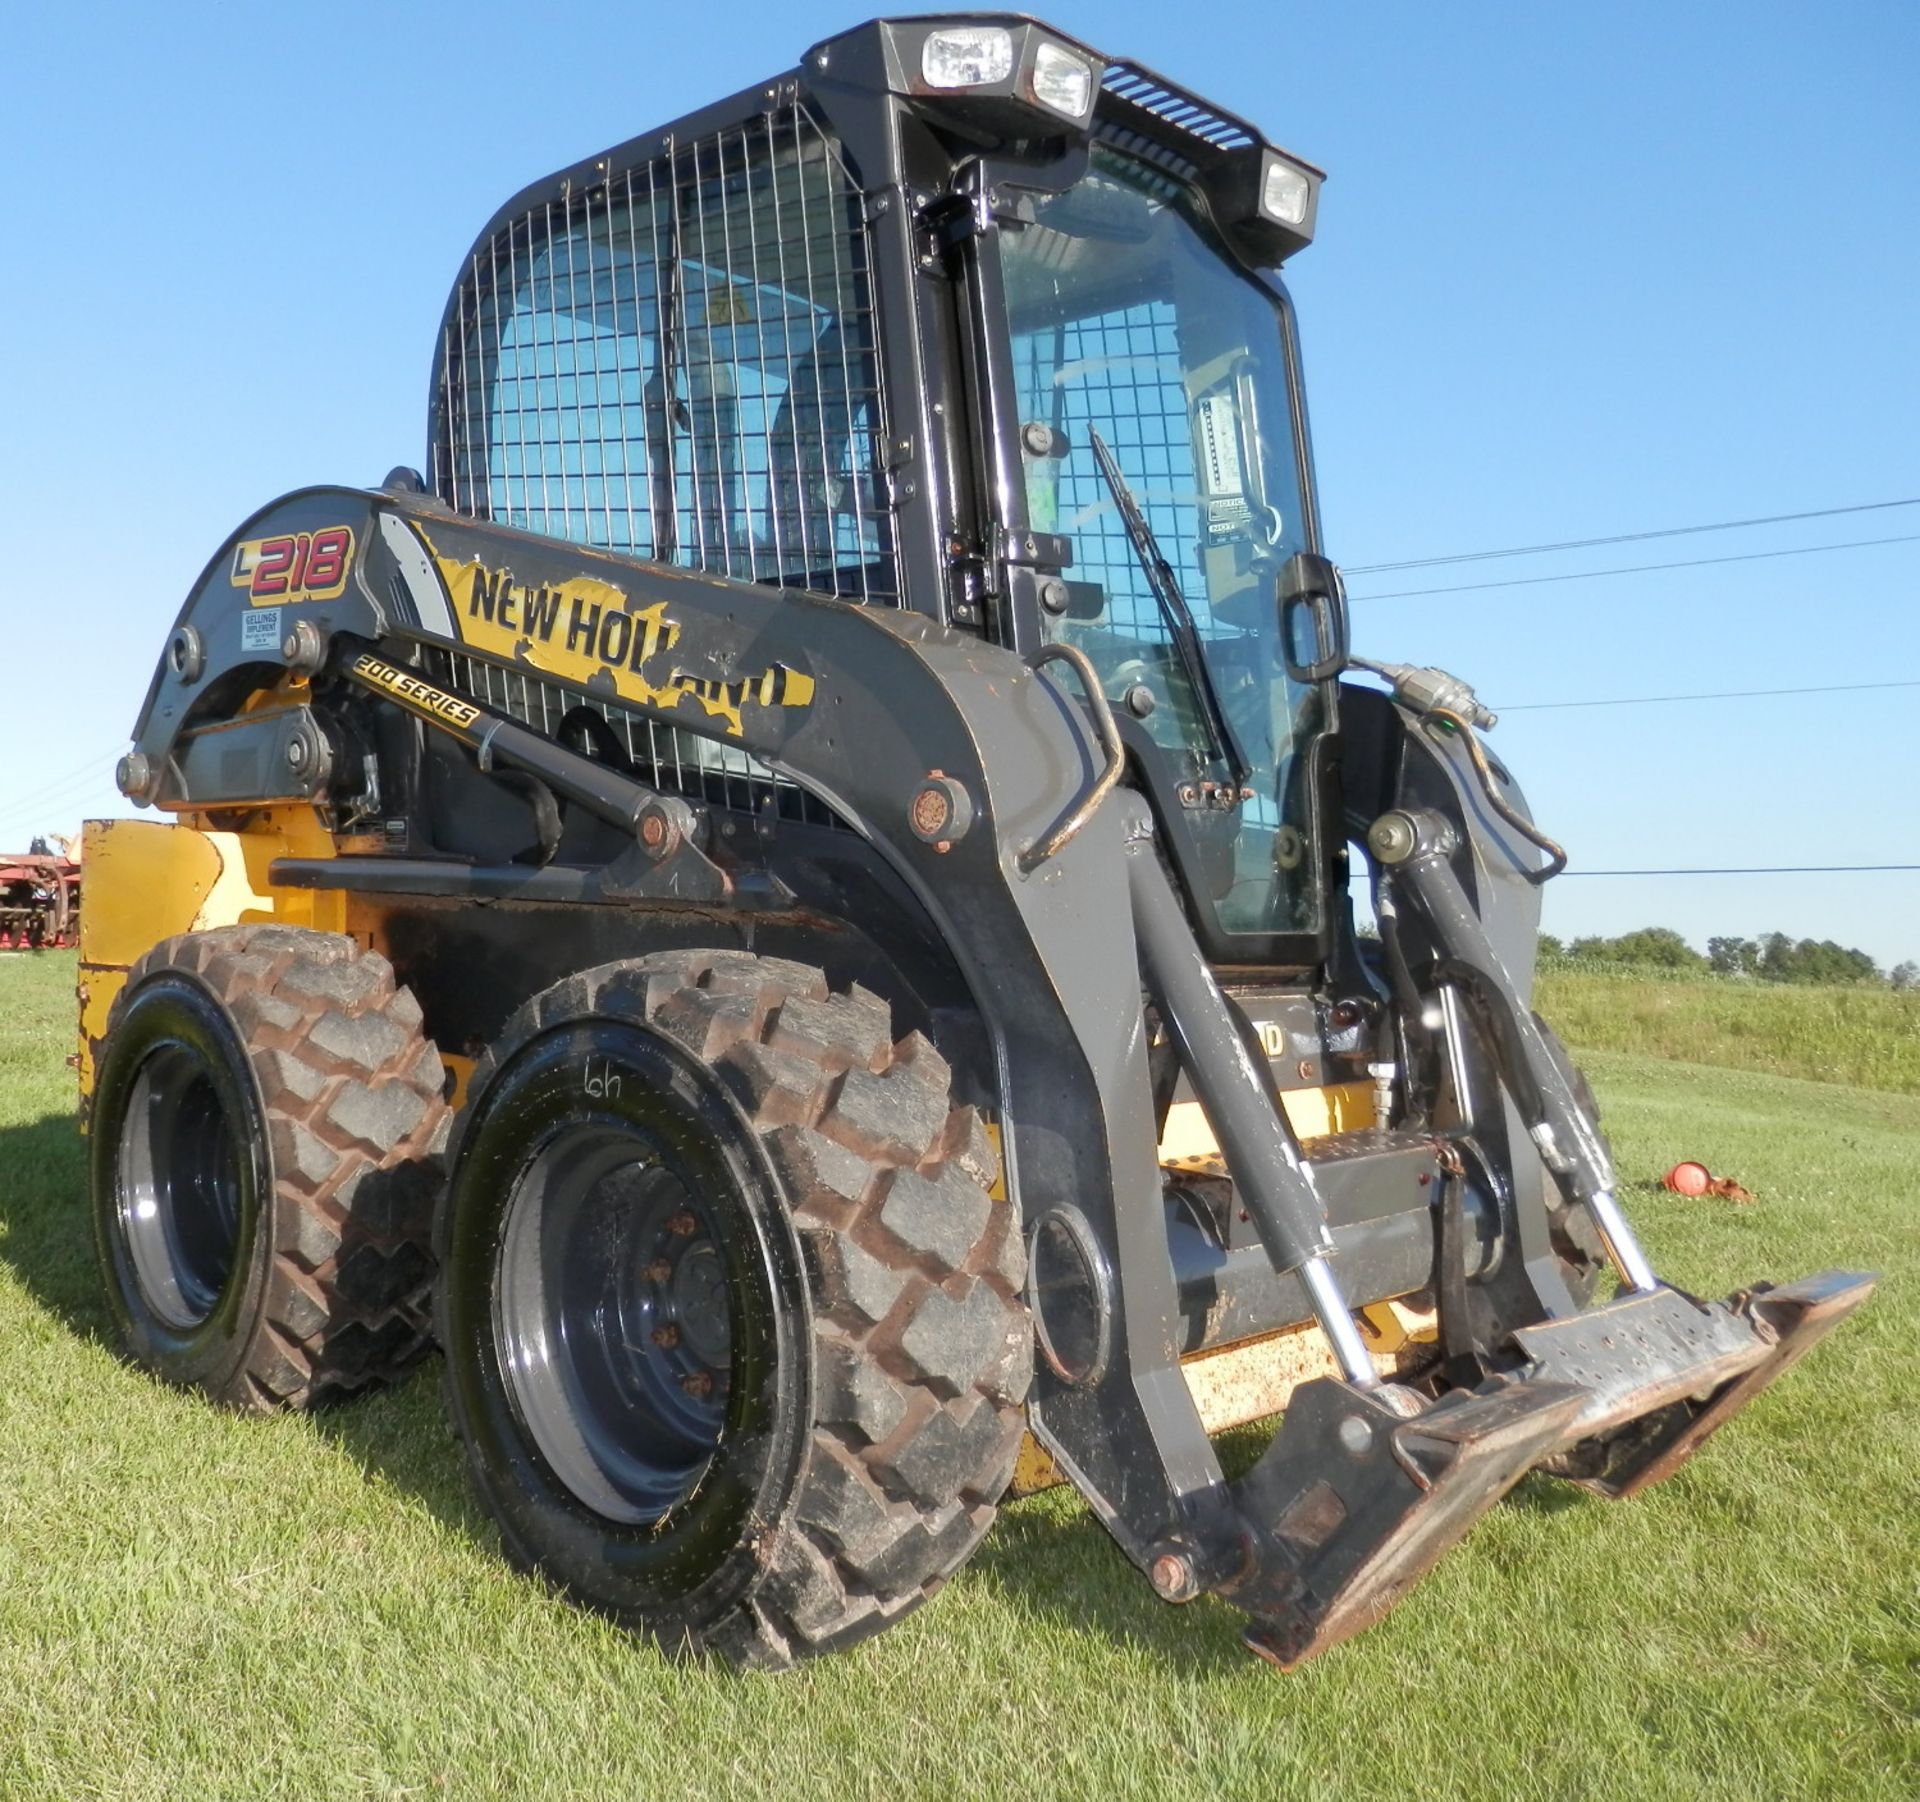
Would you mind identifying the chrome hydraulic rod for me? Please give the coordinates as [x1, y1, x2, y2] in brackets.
[1585, 1188, 1659, 1294]
[1118, 796, 1376, 1386]
[1370, 806, 1663, 1296]
[1298, 1254, 1380, 1386]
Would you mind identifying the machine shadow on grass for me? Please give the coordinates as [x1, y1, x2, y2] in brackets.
[0, 1115, 1250, 1668]
[0, 1111, 488, 1543]
[0, 1108, 1591, 1673]
[0, 1112, 114, 1344]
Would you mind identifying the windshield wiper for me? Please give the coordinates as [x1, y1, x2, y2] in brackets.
[1088, 428, 1249, 789]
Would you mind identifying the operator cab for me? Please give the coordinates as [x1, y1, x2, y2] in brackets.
[426, 13, 1339, 971]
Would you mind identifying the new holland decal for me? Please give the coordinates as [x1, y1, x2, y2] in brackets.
[230, 526, 356, 605]
[414, 531, 814, 740]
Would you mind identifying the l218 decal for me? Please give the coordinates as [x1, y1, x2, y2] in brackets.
[230, 526, 356, 605]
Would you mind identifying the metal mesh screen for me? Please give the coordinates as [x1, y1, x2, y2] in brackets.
[432, 649, 849, 829]
[1014, 299, 1192, 646]
[438, 101, 897, 606]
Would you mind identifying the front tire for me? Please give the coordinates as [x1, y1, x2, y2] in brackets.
[437, 950, 1029, 1668]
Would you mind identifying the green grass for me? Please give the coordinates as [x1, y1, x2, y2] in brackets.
[1, 950, 1914, 1799]
[1537, 962, 1920, 1095]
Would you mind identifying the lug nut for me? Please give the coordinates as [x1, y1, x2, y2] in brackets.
[651, 1323, 681, 1349]
[644, 1258, 673, 1283]
[665, 1210, 697, 1237]
[681, 1371, 715, 1399]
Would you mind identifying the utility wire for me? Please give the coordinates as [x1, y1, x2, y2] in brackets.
[0, 773, 123, 830]
[1348, 532, 1920, 602]
[1346, 497, 1920, 575]
[1500, 678, 1920, 713]
[0, 746, 126, 814]
[1557, 865, 1920, 878]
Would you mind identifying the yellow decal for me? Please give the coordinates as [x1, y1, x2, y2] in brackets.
[421, 533, 813, 739]
[230, 525, 355, 605]
[348, 654, 482, 729]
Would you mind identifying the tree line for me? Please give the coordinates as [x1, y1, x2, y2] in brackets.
[1539, 926, 1917, 990]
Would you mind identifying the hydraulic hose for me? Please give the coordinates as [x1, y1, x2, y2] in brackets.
[1429, 706, 1568, 883]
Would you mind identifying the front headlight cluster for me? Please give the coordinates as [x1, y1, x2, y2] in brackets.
[918, 22, 1099, 123]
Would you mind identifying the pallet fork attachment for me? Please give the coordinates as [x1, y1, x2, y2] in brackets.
[1124, 795, 1874, 1665]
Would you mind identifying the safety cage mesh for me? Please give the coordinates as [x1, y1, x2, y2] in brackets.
[436, 100, 898, 607]
[429, 648, 851, 831]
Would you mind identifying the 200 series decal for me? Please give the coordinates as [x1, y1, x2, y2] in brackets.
[346, 652, 482, 729]
[230, 525, 356, 605]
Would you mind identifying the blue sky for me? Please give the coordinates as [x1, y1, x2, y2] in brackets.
[2, 2, 1914, 963]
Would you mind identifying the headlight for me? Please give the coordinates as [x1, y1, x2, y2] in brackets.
[1261, 160, 1312, 228]
[922, 25, 1014, 88]
[1031, 41, 1094, 119]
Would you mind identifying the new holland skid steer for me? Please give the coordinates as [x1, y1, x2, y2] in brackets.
[80, 14, 1872, 1670]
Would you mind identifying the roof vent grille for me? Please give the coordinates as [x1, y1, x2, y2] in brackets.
[1099, 62, 1258, 153]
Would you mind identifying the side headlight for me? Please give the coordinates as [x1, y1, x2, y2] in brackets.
[1031, 41, 1095, 119]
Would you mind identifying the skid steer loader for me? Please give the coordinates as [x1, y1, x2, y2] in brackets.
[79, 13, 1871, 1670]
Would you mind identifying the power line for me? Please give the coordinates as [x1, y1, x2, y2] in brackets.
[0, 763, 119, 808]
[1346, 497, 1920, 575]
[0, 745, 126, 814]
[1558, 865, 1920, 878]
[1348, 532, 1920, 602]
[1500, 678, 1920, 713]
[0, 775, 123, 832]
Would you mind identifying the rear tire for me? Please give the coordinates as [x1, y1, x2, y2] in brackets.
[437, 950, 1029, 1668]
[89, 925, 449, 1410]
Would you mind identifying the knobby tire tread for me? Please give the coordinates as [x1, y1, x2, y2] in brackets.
[440, 948, 1030, 1669]
[111, 924, 449, 1410]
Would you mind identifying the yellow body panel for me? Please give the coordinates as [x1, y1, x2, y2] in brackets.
[1157, 1081, 1374, 1169]
[1011, 1301, 1437, 1498]
[76, 809, 341, 1099]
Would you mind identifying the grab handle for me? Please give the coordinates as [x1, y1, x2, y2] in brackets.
[1018, 642, 1126, 873]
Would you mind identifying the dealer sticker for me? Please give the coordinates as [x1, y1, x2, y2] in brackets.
[241, 607, 283, 653]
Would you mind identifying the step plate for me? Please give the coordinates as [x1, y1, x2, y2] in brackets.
[1531, 1270, 1875, 1499]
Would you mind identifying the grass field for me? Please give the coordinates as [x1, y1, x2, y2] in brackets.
[1537, 962, 1920, 1096]
[1, 950, 1914, 1799]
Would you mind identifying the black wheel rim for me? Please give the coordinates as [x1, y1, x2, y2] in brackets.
[497, 1124, 734, 1527]
[117, 1041, 244, 1330]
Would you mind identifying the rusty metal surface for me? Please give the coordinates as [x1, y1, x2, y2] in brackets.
[0, 851, 80, 949]
[1212, 1273, 1871, 1670]
[1509, 1284, 1778, 1441]
[1007, 1306, 1436, 1499]
[1231, 1376, 1588, 1670]
[1548, 1270, 1876, 1499]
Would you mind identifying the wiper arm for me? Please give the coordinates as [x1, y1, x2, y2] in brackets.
[1088, 428, 1249, 789]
